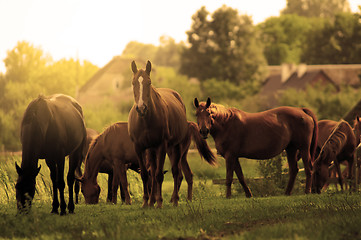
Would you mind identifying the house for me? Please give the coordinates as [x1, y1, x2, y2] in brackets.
[259, 63, 361, 107]
[77, 56, 145, 106]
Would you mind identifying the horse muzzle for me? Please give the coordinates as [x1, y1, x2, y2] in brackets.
[136, 105, 148, 117]
[200, 128, 209, 139]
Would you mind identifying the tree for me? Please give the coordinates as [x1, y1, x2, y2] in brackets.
[180, 5, 267, 87]
[282, 0, 351, 19]
[153, 36, 184, 69]
[301, 12, 361, 64]
[0, 41, 99, 150]
[121, 41, 158, 62]
[258, 14, 313, 65]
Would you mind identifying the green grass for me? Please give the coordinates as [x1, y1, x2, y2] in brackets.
[1, 153, 360, 239]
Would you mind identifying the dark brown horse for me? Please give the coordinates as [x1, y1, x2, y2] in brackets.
[194, 97, 318, 197]
[16, 94, 86, 215]
[128, 61, 216, 208]
[312, 119, 359, 193]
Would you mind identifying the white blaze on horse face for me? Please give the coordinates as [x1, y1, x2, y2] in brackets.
[137, 76, 144, 107]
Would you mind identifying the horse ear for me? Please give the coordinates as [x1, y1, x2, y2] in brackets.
[194, 98, 200, 108]
[15, 163, 22, 175]
[131, 61, 138, 74]
[206, 97, 211, 108]
[357, 116, 360, 122]
[146, 60, 152, 76]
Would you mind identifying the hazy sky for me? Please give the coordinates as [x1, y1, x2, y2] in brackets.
[0, 0, 360, 73]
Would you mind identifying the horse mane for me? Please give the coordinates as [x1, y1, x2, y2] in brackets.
[209, 103, 241, 123]
[315, 120, 348, 165]
[21, 95, 53, 141]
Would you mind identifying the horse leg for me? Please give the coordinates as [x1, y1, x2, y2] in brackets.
[68, 149, 82, 214]
[285, 147, 299, 195]
[135, 146, 149, 207]
[346, 156, 354, 190]
[148, 148, 157, 207]
[118, 161, 131, 205]
[45, 159, 59, 214]
[300, 148, 312, 194]
[111, 163, 120, 204]
[169, 144, 182, 207]
[233, 159, 252, 198]
[107, 172, 113, 202]
[225, 155, 235, 198]
[56, 158, 67, 215]
[334, 161, 344, 191]
[74, 158, 83, 204]
[180, 152, 193, 201]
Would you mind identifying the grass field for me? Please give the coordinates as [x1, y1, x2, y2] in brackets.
[1, 152, 360, 239]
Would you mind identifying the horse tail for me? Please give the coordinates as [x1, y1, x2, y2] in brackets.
[188, 121, 217, 166]
[302, 108, 318, 164]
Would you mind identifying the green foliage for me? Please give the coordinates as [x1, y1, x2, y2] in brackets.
[0, 41, 99, 150]
[258, 14, 313, 65]
[302, 12, 361, 64]
[121, 41, 158, 62]
[282, 0, 351, 18]
[180, 5, 268, 85]
[277, 83, 360, 120]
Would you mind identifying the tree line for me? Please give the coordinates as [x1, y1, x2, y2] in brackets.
[1, 0, 360, 150]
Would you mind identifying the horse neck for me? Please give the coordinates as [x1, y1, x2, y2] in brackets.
[82, 139, 102, 183]
[144, 87, 167, 125]
[210, 107, 242, 138]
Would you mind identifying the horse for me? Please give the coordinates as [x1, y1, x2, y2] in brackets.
[79, 120, 210, 205]
[312, 119, 359, 193]
[75, 128, 137, 204]
[74, 128, 100, 204]
[128, 61, 216, 208]
[15, 94, 86, 215]
[194, 97, 318, 198]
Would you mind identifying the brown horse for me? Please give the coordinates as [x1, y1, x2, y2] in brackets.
[80, 121, 211, 205]
[75, 128, 100, 204]
[312, 119, 359, 193]
[128, 61, 216, 208]
[79, 122, 138, 204]
[16, 94, 86, 215]
[194, 97, 318, 197]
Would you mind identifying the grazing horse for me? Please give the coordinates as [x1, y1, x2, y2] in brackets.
[128, 61, 216, 208]
[312, 119, 358, 193]
[194, 97, 318, 197]
[80, 121, 212, 205]
[16, 94, 86, 215]
[75, 128, 100, 204]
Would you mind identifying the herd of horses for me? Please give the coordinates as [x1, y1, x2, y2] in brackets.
[15, 60, 361, 215]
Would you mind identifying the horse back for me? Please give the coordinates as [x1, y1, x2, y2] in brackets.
[22, 94, 86, 159]
[102, 122, 138, 165]
[318, 120, 356, 158]
[157, 88, 188, 145]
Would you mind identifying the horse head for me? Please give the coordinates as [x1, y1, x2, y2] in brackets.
[353, 116, 361, 145]
[312, 153, 331, 194]
[15, 163, 41, 213]
[194, 97, 213, 139]
[78, 177, 101, 204]
[131, 60, 152, 117]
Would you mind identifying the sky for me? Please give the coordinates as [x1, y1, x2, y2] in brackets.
[0, 0, 360, 73]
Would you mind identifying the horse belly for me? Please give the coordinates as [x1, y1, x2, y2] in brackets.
[237, 135, 289, 160]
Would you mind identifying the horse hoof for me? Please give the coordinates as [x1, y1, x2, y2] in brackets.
[60, 211, 67, 216]
[51, 210, 59, 214]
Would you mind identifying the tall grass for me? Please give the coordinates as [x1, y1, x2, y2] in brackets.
[1, 153, 358, 239]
